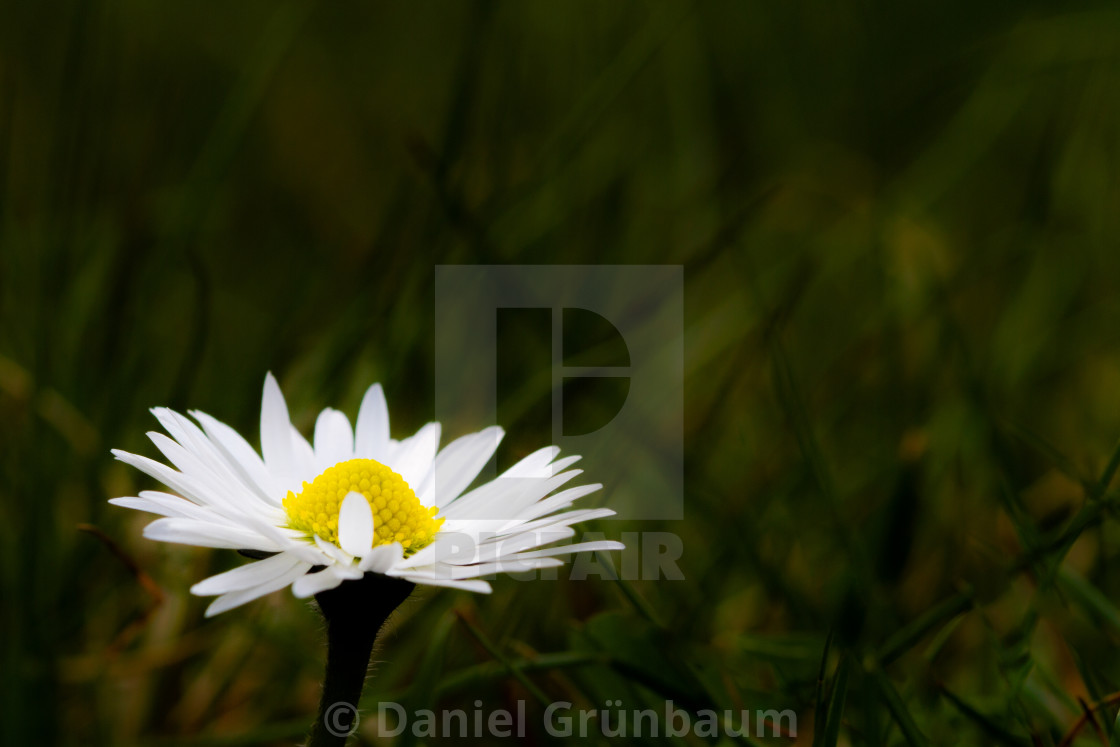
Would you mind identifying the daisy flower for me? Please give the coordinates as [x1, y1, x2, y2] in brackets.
[110, 374, 623, 616]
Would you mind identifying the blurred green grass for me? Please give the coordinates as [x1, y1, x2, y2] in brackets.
[4, 1, 1120, 745]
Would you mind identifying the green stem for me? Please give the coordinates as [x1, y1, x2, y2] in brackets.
[306, 573, 414, 747]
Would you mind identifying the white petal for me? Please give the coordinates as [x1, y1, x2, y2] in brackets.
[146, 432, 258, 515]
[143, 518, 283, 550]
[151, 408, 231, 481]
[355, 383, 391, 460]
[503, 446, 561, 478]
[314, 408, 354, 470]
[397, 574, 492, 593]
[331, 564, 364, 581]
[112, 449, 207, 503]
[435, 558, 565, 579]
[391, 422, 441, 489]
[280, 539, 333, 566]
[151, 407, 274, 507]
[191, 409, 285, 503]
[505, 540, 626, 560]
[204, 561, 311, 616]
[494, 507, 615, 538]
[110, 492, 214, 521]
[358, 542, 404, 573]
[292, 568, 346, 598]
[260, 373, 298, 487]
[392, 531, 465, 570]
[441, 528, 575, 565]
[546, 455, 582, 474]
[442, 470, 585, 522]
[289, 425, 318, 483]
[314, 535, 354, 565]
[337, 492, 373, 556]
[115, 445, 296, 545]
[504, 482, 603, 526]
[191, 553, 305, 596]
[428, 426, 503, 508]
[111, 449, 264, 527]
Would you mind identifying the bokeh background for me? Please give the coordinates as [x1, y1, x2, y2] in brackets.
[4, 1, 1120, 745]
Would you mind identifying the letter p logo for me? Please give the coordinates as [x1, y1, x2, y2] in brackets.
[435, 265, 683, 520]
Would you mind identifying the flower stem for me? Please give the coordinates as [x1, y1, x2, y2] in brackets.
[307, 574, 415, 747]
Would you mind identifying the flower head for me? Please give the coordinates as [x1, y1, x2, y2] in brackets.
[110, 374, 622, 616]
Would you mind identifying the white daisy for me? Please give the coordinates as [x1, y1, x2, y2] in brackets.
[110, 373, 623, 616]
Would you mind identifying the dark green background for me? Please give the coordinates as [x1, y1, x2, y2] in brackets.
[4, 1, 1120, 745]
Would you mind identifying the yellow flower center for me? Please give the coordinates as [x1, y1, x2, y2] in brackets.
[282, 458, 443, 554]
